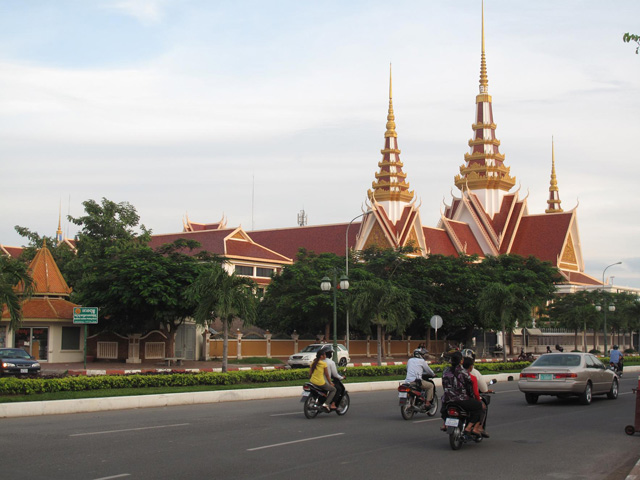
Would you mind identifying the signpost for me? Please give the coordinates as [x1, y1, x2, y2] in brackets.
[430, 315, 443, 348]
[73, 307, 98, 369]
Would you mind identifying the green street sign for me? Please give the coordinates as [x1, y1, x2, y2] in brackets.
[73, 307, 98, 324]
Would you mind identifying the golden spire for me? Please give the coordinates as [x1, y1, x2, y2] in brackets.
[368, 66, 414, 204]
[479, 0, 489, 95]
[385, 63, 397, 138]
[56, 199, 63, 245]
[546, 136, 563, 213]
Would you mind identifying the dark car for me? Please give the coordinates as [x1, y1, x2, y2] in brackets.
[0, 348, 41, 377]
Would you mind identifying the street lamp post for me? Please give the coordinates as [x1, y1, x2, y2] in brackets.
[345, 212, 367, 351]
[598, 261, 622, 354]
[321, 271, 349, 360]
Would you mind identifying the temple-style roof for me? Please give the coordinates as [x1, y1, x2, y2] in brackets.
[368, 66, 414, 205]
[28, 241, 72, 296]
[0, 245, 24, 259]
[454, 2, 515, 193]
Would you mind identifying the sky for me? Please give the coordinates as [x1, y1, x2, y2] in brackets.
[1, 0, 639, 288]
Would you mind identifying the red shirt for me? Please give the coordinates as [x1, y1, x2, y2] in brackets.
[469, 372, 481, 401]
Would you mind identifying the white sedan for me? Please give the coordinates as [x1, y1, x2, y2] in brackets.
[287, 344, 350, 368]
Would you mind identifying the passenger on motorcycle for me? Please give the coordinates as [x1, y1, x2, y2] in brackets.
[441, 351, 484, 436]
[404, 348, 435, 405]
[309, 350, 336, 411]
[321, 345, 345, 405]
[463, 355, 490, 438]
[609, 345, 623, 375]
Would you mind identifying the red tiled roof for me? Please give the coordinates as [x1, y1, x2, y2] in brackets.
[28, 245, 72, 296]
[423, 227, 459, 256]
[249, 223, 361, 259]
[491, 193, 516, 236]
[225, 239, 291, 262]
[509, 212, 573, 264]
[1, 245, 24, 259]
[499, 200, 525, 254]
[560, 270, 601, 286]
[447, 221, 485, 256]
[2, 297, 76, 320]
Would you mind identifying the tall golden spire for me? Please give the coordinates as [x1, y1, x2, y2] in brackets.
[368, 65, 414, 203]
[56, 199, 63, 245]
[454, 1, 515, 193]
[546, 137, 563, 213]
[385, 63, 397, 139]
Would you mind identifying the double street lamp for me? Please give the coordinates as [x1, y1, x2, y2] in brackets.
[596, 261, 622, 354]
[321, 272, 349, 360]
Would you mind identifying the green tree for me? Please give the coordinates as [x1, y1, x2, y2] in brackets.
[623, 32, 640, 54]
[349, 278, 414, 365]
[477, 282, 532, 362]
[257, 250, 350, 339]
[0, 255, 34, 331]
[548, 290, 599, 351]
[188, 266, 257, 372]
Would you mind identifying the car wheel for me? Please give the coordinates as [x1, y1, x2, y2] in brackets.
[607, 378, 618, 399]
[525, 393, 539, 405]
[579, 382, 592, 405]
[338, 358, 347, 367]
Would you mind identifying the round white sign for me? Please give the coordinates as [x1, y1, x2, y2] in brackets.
[430, 315, 443, 330]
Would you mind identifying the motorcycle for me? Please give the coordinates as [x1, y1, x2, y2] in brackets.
[301, 378, 350, 419]
[443, 379, 496, 451]
[397, 375, 439, 420]
[517, 351, 535, 362]
[608, 361, 622, 377]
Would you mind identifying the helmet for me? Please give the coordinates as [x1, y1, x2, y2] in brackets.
[461, 348, 476, 359]
[613, 345, 619, 350]
[413, 347, 428, 358]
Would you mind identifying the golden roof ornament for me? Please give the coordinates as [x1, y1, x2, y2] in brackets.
[546, 136, 564, 213]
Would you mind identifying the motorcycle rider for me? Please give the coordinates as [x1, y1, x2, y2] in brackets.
[441, 351, 484, 436]
[309, 350, 336, 411]
[404, 348, 435, 406]
[321, 345, 345, 406]
[609, 345, 623, 375]
[463, 355, 490, 438]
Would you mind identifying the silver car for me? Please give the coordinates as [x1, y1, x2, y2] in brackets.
[518, 352, 618, 405]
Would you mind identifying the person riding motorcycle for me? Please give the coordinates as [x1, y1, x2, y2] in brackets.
[441, 351, 484, 436]
[609, 345, 623, 375]
[321, 345, 346, 405]
[404, 348, 435, 406]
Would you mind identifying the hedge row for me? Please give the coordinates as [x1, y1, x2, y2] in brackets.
[0, 361, 527, 396]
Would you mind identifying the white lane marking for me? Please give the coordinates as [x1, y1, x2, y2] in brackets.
[270, 412, 300, 416]
[247, 433, 344, 451]
[412, 417, 442, 424]
[70, 423, 190, 437]
[93, 475, 131, 480]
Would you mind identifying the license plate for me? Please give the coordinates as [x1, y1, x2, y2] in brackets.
[301, 390, 310, 397]
[445, 418, 459, 427]
[398, 392, 407, 398]
[540, 373, 552, 380]
[20, 368, 28, 374]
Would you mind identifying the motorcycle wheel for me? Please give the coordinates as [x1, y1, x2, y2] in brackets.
[400, 396, 416, 420]
[336, 392, 350, 415]
[427, 394, 439, 417]
[303, 395, 319, 419]
[449, 427, 463, 450]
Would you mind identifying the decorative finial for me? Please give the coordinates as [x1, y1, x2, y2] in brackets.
[546, 136, 563, 213]
[385, 63, 397, 138]
[56, 199, 63, 245]
[479, 0, 489, 94]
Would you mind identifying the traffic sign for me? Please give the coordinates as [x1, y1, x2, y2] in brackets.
[430, 315, 443, 330]
[73, 307, 98, 324]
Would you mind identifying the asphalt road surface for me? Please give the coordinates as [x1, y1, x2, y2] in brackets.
[1, 376, 639, 480]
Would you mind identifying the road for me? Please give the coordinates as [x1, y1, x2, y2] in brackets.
[1, 376, 638, 480]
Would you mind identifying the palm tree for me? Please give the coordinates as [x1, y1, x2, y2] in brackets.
[188, 265, 257, 372]
[0, 255, 34, 331]
[477, 282, 531, 362]
[350, 279, 414, 366]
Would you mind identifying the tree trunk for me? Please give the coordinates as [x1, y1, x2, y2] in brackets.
[222, 318, 229, 373]
[376, 324, 382, 366]
[574, 329, 579, 352]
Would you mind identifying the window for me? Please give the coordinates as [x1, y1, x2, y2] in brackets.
[61, 327, 81, 350]
[235, 265, 253, 276]
[256, 267, 274, 278]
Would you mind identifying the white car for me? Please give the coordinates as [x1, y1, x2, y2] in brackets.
[287, 344, 350, 368]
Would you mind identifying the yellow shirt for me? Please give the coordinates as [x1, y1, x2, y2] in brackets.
[310, 360, 328, 385]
